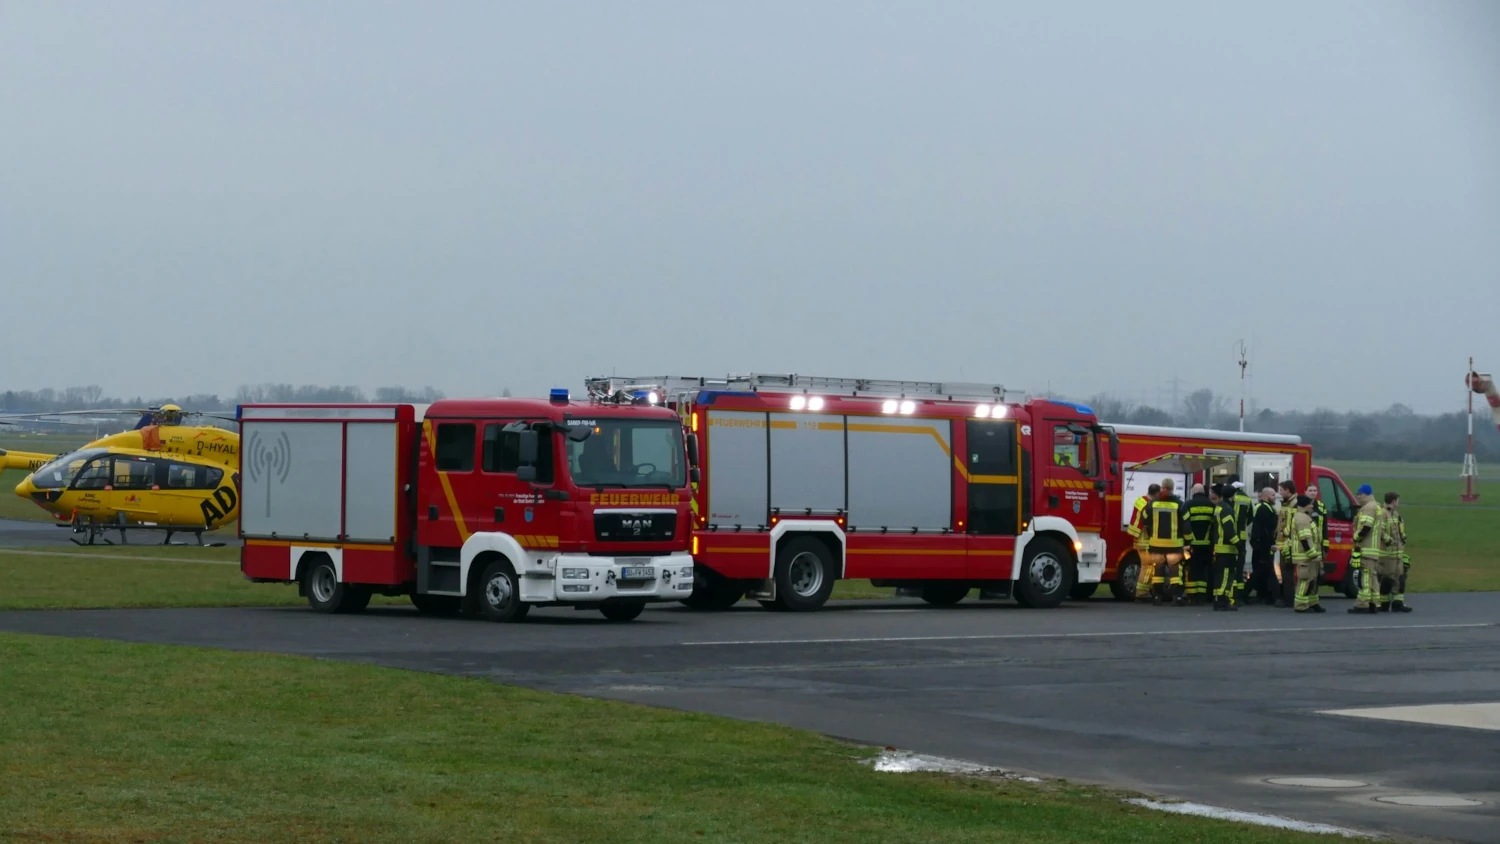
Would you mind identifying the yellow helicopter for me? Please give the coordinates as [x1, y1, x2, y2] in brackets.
[1, 404, 241, 546]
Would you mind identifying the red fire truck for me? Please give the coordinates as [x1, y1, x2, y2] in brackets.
[583, 373, 1359, 611]
[237, 389, 698, 622]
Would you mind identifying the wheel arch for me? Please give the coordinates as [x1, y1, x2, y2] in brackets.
[459, 532, 527, 597]
[769, 520, 846, 579]
[292, 547, 342, 595]
[1011, 517, 1080, 579]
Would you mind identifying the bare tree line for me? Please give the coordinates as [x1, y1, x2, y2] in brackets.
[4, 383, 1493, 463]
[1075, 387, 1498, 463]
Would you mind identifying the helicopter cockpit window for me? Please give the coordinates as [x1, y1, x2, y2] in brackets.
[72, 457, 112, 491]
[112, 458, 158, 490]
[166, 462, 224, 490]
[30, 448, 106, 490]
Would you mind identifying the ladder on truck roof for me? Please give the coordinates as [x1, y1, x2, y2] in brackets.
[585, 373, 1028, 404]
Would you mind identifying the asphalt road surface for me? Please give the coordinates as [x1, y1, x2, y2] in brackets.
[2, 592, 1496, 842]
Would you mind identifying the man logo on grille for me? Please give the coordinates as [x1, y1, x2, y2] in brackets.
[246, 430, 292, 517]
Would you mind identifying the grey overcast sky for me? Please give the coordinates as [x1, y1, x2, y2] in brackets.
[2, 1, 1496, 414]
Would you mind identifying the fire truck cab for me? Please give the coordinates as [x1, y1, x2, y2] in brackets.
[238, 389, 698, 622]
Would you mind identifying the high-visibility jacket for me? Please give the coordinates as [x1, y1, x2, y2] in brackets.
[1276, 500, 1298, 553]
[1292, 511, 1321, 562]
[1213, 503, 1240, 554]
[1232, 491, 1254, 541]
[1128, 496, 1150, 549]
[1378, 505, 1404, 557]
[1353, 499, 1382, 559]
[1185, 495, 1215, 548]
[1145, 497, 1184, 550]
[1312, 499, 1330, 550]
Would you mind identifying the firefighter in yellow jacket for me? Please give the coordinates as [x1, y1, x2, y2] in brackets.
[1291, 495, 1326, 613]
[1130, 483, 1160, 601]
[1349, 483, 1384, 614]
[1273, 480, 1299, 608]
[1144, 479, 1186, 606]
[1384, 491, 1412, 612]
[1209, 484, 1240, 611]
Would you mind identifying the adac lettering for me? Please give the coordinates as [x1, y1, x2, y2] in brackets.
[199, 483, 239, 525]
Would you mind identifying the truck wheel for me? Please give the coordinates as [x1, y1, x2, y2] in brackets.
[411, 593, 461, 615]
[303, 557, 368, 614]
[1069, 581, 1099, 601]
[600, 601, 645, 622]
[1339, 570, 1359, 599]
[478, 559, 529, 623]
[771, 537, 836, 611]
[1014, 539, 1073, 609]
[1109, 554, 1141, 602]
[919, 582, 969, 606]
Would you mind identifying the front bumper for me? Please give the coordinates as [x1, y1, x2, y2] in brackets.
[524, 552, 695, 603]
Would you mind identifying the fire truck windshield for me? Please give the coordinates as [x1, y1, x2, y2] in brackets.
[567, 419, 686, 489]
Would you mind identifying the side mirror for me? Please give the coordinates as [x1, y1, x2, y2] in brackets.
[516, 466, 537, 483]
[690, 466, 701, 484]
[686, 434, 699, 467]
[1108, 434, 1119, 461]
[517, 430, 539, 465]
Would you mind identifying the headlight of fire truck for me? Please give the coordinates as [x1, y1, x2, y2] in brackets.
[561, 568, 590, 580]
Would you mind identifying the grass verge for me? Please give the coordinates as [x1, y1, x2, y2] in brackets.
[0, 632, 1340, 843]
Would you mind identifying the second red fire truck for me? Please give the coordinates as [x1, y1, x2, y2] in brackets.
[585, 373, 1360, 612]
[237, 388, 699, 622]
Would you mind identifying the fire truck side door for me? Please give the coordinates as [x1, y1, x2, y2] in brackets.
[1039, 420, 1106, 531]
[481, 421, 560, 546]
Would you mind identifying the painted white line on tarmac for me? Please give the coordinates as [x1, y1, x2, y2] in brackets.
[1319, 702, 1500, 732]
[2, 549, 237, 566]
[681, 622, 1493, 647]
[1125, 799, 1369, 837]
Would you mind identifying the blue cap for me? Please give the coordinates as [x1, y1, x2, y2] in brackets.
[1357, 483, 1372, 495]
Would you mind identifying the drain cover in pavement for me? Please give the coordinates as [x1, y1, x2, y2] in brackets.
[1265, 777, 1369, 789]
[1375, 795, 1484, 808]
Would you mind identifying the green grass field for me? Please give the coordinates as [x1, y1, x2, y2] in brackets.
[0, 632, 1340, 844]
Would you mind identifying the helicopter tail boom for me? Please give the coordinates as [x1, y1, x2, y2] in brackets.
[0, 448, 57, 473]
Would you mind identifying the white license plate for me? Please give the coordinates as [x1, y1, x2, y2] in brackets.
[620, 566, 654, 580]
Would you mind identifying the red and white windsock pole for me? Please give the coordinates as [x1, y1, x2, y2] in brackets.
[1462, 358, 1496, 502]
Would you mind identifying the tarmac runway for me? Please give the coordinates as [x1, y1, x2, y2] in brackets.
[2, 592, 1497, 843]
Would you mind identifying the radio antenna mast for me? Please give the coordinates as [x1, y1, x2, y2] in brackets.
[1236, 340, 1249, 432]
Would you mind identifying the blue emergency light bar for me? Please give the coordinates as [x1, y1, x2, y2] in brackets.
[549, 388, 569, 403]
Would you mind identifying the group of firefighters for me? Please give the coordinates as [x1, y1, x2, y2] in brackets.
[1127, 475, 1411, 614]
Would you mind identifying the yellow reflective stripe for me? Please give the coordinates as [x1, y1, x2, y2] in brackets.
[422, 420, 469, 542]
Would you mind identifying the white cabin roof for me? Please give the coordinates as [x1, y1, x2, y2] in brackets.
[1105, 423, 1302, 446]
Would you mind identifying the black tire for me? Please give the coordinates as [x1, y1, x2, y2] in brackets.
[771, 536, 837, 611]
[600, 601, 646, 622]
[411, 593, 462, 615]
[919, 582, 970, 606]
[679, 569, 745, 611]
[1339, 568, 1360, 599]
[302, 556, 367, 614]
[1014, 538, 1074, 609]
[1069, 581, 1099, 601]
[478, 558, 529, 623]
[1109, 553, 1141, 602]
